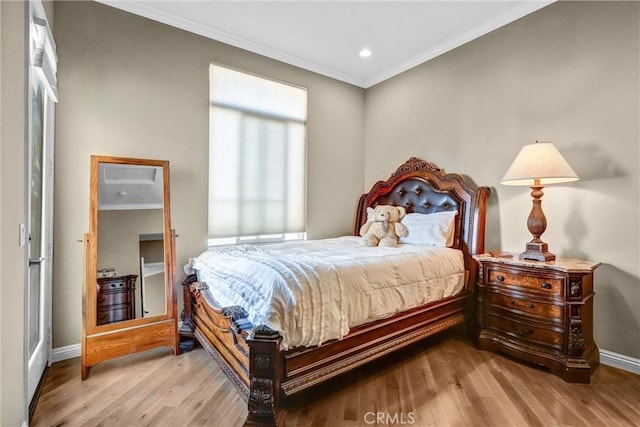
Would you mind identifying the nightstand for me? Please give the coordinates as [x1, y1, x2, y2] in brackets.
[474, 254, 600, 383]
[97, 275, 137, 325]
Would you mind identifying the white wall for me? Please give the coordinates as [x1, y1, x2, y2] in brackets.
[365, 1, 639, 358]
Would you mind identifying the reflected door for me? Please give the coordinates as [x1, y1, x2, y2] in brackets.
[139, 234, 165, 318]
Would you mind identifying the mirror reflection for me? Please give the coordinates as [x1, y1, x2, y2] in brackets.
[96, 163, 166, 325]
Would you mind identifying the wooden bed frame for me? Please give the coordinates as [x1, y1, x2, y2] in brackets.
[180, 157, 490, 426]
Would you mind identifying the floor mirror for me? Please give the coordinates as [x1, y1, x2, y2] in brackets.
[81, 155, 178, 379]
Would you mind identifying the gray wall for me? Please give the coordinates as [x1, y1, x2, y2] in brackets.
[365, 1, 639, 358]
[52, 1, 365, 347]
[1, 1, 28, 424]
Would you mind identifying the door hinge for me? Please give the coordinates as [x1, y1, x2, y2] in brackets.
[47, 327, 52, 345]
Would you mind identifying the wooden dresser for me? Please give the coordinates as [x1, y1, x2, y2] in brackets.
[474, 254, 600, 383]
[96, 275, 137, 325]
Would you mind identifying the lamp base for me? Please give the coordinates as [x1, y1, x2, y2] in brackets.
[519, 241, 556, 262]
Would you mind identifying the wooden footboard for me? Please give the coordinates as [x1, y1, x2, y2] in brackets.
[186, 279, 251, 396]
[182, 275, 470, 426]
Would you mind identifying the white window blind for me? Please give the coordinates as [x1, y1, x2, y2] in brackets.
[209, 64, 307, 243]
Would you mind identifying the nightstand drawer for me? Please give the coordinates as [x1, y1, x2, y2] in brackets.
[486, 313, 563, 350]
[489, 268, 563, 295]
[100, 280, 133, 291]
[487, 291, 563, 323]
[97, 306, 129, 325]
[97, 290, 131, 307]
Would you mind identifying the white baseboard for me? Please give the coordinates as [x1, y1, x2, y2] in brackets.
[49, 343, 640, 375]
[50, 343, 81, 364]
[600, 349, 640, 375]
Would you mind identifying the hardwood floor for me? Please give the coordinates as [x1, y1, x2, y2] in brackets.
[32, 330, 639, 426]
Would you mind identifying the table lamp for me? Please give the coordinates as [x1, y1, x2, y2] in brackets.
[501, 141, 578, 261]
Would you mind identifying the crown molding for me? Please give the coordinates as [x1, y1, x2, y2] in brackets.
[96, 0, 368, 87]
[364, 1, 554, 88]
[95, 1, 554, 89]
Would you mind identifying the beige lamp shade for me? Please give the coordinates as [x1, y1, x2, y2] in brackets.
[501, 141, 579, 186]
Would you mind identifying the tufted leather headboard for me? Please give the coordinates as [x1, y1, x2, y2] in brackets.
[374, 177, 460, 214]
[354, 157, 490, 271]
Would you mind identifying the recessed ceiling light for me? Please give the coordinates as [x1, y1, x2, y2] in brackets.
[359, 48, 372, 58]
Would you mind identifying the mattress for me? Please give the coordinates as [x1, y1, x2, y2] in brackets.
[185, 236, 465, 350]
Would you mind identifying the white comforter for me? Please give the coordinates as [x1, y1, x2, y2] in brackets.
[185, 236, 465, 350]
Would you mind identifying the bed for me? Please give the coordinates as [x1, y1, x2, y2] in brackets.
[179, 157, 490, 425]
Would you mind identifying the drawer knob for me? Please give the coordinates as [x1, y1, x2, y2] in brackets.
[497, 275, 505, 282]
[528, 303, 535, 309]
[541, 282, 552, 290]
[511, 299, 516, 305]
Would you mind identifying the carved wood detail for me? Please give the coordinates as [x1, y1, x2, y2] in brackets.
[189, 281, 209, 298]
[390, 157, 443, 176]
[569, 320, 585, 356]
[570, 280, 582, 298]
[246, 325, 284, 426]
[248, 378, 276, 416]
[180, 275, 197, 330]
[254, 354, 271, 370]
[194, 329, 249, 397]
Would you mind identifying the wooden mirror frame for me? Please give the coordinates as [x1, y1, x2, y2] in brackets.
[81, 155, 178, 379]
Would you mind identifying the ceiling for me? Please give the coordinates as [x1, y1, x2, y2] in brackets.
[99, 1, 554, 88]
[98, 163, 164, 210]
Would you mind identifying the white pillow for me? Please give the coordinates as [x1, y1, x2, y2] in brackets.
[399, 211, 458, 247]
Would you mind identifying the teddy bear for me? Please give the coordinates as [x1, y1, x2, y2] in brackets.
[359, 205, 409, 247]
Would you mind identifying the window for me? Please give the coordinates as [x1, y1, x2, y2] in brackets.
[208, 64, 307, 246]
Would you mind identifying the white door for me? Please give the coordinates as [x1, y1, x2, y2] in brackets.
[27, 0, 57, 405]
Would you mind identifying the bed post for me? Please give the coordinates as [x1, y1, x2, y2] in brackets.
[245, 325, 286, 426]
[179, 274, 198, 352]
[466, 186, 491, 336]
